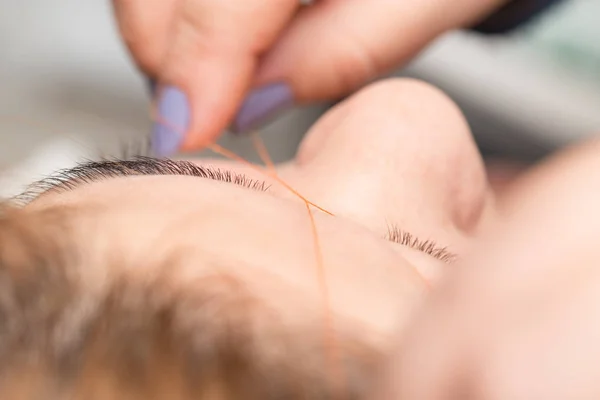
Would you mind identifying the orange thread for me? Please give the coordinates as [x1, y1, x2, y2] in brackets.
[304, 200, 343, 398]
[209, 137, 428, 289]
[3, 100, 433, 399]
[150, 105, 344, 396]
[208, 142, 335, 217]
[149, 102, 431, 397]
[250, 132, 276, 172]
[150, 103, 333, 216]
[252, 131, 343, 398]
[216, 135, 343, 398]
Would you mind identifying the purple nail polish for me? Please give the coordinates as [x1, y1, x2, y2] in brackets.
[232, 82, 294, 134]
[152, 85, 190, 157]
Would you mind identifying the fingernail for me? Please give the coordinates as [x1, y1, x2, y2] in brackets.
[232, 82, 294, 134]
[152, 85, 190, 157]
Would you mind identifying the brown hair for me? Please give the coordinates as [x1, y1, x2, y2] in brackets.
[0, 205, 380, 400]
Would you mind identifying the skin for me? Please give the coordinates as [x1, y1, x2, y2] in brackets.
[374, 135, 600, 397]
[23, 78, 495, 395]
[112, 0, 508, 148]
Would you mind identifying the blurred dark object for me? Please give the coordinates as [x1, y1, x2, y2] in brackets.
[148, 78, 157, 95]
[472, 0, 567, 34]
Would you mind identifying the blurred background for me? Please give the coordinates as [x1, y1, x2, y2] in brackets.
[2, 0, 600, 198]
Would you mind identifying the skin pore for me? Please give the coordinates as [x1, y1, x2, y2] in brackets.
[0, 79, 495, 399]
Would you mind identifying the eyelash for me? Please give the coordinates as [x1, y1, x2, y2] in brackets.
[15, 145, 456, 264]
[385, 224, 456, 263]
[14, 157, 270, 204]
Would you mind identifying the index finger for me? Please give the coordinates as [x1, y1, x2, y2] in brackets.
[152, 0, 299, 156]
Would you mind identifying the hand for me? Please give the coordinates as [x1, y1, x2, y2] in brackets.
[374, 138, 600, 399]
[112, 0, 507, 156]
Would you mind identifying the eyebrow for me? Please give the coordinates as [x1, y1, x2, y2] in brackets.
[16, 157, 457, 263]
[15, 157, 271, 204]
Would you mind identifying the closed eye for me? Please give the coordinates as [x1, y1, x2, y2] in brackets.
[385, 224, 457, 264]
[14, 157, 456, 263]
[14, 157, 270, 205]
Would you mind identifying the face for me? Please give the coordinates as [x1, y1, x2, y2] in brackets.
[19, 79, 495, 397]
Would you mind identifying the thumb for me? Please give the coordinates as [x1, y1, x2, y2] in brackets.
[232, 0, 504, 133]
[152, 0, 298, 156]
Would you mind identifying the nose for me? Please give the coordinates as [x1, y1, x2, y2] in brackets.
[282, 79, 492, 242]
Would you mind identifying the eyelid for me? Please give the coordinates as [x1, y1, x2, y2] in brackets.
[16, 158, 457, 265]
[385, 224, 457, 264]
[14, 157, 271, 205]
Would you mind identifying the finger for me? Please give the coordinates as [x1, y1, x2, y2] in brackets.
[232, 0, 504, 133]
[152, 0, 299, 156]
[112, 0, 177, 75]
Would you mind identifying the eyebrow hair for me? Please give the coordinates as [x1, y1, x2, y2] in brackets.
[14, 157, 457, 263]
[14, 157, 270, 205]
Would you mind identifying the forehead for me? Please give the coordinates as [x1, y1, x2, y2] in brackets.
[0, 204, 378, 399]
[26, 174, 424, 336]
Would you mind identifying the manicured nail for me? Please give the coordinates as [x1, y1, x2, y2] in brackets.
[232, 82, 294, 134]
[152, 85, 190, 157]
